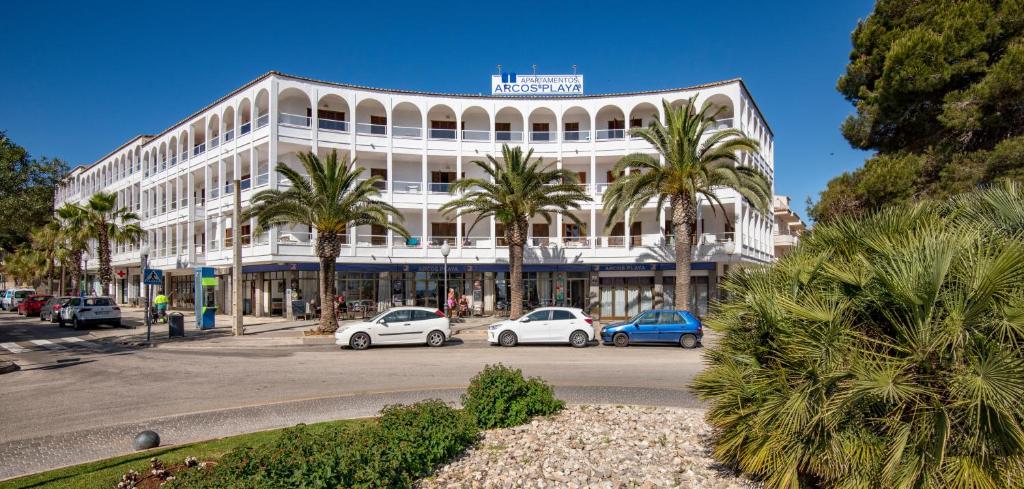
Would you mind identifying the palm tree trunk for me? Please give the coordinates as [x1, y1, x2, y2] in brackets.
[315, 233, 342, 333]
[672, 196, 696, 311]
[60, 264, 66, 295]
[70, 250, 83, 293]
[508, 221, 527, 318]
[98, 225, 112, 295]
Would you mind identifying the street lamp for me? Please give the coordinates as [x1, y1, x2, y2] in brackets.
[140, 245, 151, 343]
[440, 241, 450, 317]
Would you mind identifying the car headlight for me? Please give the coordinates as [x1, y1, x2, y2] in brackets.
[488, 324, 501, 330]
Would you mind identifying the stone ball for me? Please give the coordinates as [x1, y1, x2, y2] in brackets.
[132, 430, 160, 450]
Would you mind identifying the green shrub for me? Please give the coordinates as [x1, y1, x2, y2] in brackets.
[168, 400, 477, 489]
[693, 188, 1024, 489]
[462, 363, 564, 429]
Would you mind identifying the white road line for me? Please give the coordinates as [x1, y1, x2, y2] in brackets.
[0, 342, 30, 353]
[61, 337, 101, 348]
[29, 339, 68, 350]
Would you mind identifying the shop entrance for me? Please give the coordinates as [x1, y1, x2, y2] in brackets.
[565, 274, 588, 309]
[599, 277, 654, 319]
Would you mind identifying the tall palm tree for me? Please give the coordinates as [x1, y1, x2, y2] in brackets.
[29, 222, 64, 293]
[603, 97, 771, 311]
[245, 150, 409, 333]
[56, 203, 90, 294]
[440, 145, 591, 319]
[60, 193, 143, 294]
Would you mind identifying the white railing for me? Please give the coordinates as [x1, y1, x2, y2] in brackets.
[179, 198, 187, 209]
[256, 113, 269, 128]
[193, 143, 205, 156]
[393, 180, 423, 193]
[318, 119, 349, 132]
[255, 173, 269, 187]
[595, 129, 626, 140]
[356, 123, 387, 136]
[240, 178, 251, 191]
[563, 130, 591, 142]
[602, 236, 627, 247]
[254, 233, 270, 246]
[181, 151, 188, 161]
[495, 130, 523, 142]
[702, 232, 735, 244]
[529, 131, 555, 142]
[209, 187, 219, 199]
[429, 128, 457, 140]
[209, 136, 220, 149]
[224, 129, 234, 142]
[240, 121, 252, 135]
[428, 236, 456, 247]
[461, 237, 488, 248]
[706, 118, 733, 132]
[393, 125, 421, 138]
[562, 237, 592, 248]
[356, 235, 388, 247]
[529, 236, 553, 246]
[461, 129, 489, 141]
[278, 231, 313, 245]
[428, 182, 452, 194]
[279, 112, 311, 127]
[169, 156, 177, 167]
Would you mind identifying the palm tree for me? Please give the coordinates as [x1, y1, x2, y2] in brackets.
[29, 222, 64, 293]
[59, 193, 143, 294]
[603, 97, 771, 311]
[245, 150, 409, 333]
[440, 145, 591, 319]
[56, 203, 90, 294]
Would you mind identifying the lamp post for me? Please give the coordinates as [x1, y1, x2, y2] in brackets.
[81, 251, 90, 297]
[140, 245, 151, 343]
[440, 241, 450, 317]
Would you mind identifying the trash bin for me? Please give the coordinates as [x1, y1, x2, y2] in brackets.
[168, 312, 185, 337]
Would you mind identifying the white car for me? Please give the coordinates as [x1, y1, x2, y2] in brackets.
[488, 307, 594, 347]
[60, 296, 123, 329]
[335, 306, 450, 350]
[1, 288, 35, 311]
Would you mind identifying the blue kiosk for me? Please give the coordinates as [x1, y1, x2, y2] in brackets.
[193, 267, 217, 330]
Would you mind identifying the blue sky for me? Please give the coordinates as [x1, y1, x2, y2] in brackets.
[1, 0, 874, 220]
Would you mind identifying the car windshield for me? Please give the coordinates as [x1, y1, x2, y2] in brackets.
[366, 310, 390, 322]
[626, 312, 647, 323]
[14, 291, 32, 298]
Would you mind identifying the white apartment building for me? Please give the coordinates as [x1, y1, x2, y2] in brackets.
[55, 71, 775, 319]
[773, 195, 806, 258]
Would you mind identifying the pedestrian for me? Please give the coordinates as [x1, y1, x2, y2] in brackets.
[336, 293, 347, 317]
[446, 288, 455, 319]
[458, 294, 469, 318]
[153, 289, 169, 323]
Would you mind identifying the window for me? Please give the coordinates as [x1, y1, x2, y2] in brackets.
[551, 310, 574, 320]
[657, 311, 683, 324]
[525, 310, 549, 322]
[412, 309, 437, 321]
[532, 123, 550, 141]
[85, 298, 112, 306]
[607, 119, 625, 130]
[576, 171, 587, 183]
[495, 122, 512, 141]
[630, 118, 643, 128]
[430, 120, 456, 139]
[637, 312, 658, 324]
[318, 109, 345, 121]
[370, 168, 387, 190]
[383, 310, 411, 323]
[370, 115, 387, 135]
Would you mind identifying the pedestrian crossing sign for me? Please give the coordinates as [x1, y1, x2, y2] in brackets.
[143, 269, 163, 285]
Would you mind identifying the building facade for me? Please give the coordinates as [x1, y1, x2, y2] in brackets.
[55, 71, 775, 319]
[772, 195, 806, 258]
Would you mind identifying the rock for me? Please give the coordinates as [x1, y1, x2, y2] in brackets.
[132, 430, 160, 450]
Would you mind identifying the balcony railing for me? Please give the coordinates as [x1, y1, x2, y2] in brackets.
[602, 235, 626, 247]
[462, 129, 489, 141]
[461, 237, 488, 248]
[393, 180, 422, 193]
[209, 136, 219, 149]
[706, 118, 733, 132]
[393, 126, 421, 138]
[563, 130, 591, 142]
[429, 182, 452, 194]
[356, 123, 387, 136]
[398, 236, 422, 248]
[224, 129, 234, 142]
[356, 234, 388, 247]
[169, 156, 177, 167]
[495, 130, 523, 142]
[428, 236, 455, 247]
[595, 129, 626, 141]
[529, 131, 555, 142]
[240, 177, 251, 191]
[255, 173, 269, 187]
[429, 128, 457, 140]
[240, 121, 252, 135]
[210, 187, 219, 199]
[278, 231, 312, 245]
[318, 119, 349, 132]
[256, 113, 269, 129]
[279, 112, 311, 127]
[193, 143, 205, 156]
[562, 237, 591, 248]
[529, 236, 553, 246]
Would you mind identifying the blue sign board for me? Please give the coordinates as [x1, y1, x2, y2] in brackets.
[143, 268, 163, 285]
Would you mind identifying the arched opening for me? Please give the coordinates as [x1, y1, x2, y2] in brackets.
[494, 107, 524, 142]
[238, 98, 252, 135]
[158, 142, 167, 172]
[254, 89, 270, 128]
[278, 87, 312, 127]
[222, 106, 235, 141]
[460, 106, 490, 141]
[703, 94, 734, 131]
[316, 93, 350, 132]
[168, 136, 178, 167]
[179, 129, 190, 160]
[207, 114, 220, 148]
[427, 104, 457, 140]
[628, 102, 659, 137]
[528, 107, 557, 142]
[562, 106, 591, 141]
[356, 98, 387, 135]
[595, 105, 626, 140]
[392, 102, 422, 138]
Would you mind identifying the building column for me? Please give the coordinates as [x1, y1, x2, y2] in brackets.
[255, 272, 265, 317]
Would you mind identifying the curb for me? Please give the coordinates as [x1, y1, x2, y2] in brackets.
[0, 360, 19, 375]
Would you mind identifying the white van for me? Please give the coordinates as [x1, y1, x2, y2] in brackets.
[1, 289, 35, 311]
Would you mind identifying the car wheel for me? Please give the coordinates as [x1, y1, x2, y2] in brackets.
[72, 316, 82, 330]
[498, 330, 518, 347]
[679, 334, 698, 349]
[569, 330, 589, 348]
[613, 332, 630, 347]
[426, 330, 446, 347]
[112, 320, 122, 328]
[349, 332, 371, 350]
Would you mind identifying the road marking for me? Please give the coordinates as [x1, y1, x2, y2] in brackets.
[29, 339, 68, 351]
[0, 342, 30, 353]
[61, 337, 101, 348]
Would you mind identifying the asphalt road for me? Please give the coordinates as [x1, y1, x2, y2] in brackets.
[0, 309, 709, 479]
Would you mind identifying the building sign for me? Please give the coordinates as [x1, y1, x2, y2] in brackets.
[491, 73, 584, 96]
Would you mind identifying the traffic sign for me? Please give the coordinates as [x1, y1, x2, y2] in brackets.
[143, 269, 163, 285]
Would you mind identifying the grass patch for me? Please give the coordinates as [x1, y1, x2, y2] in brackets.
[0, 419, 366, 489]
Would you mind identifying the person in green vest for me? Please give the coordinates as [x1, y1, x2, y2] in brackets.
[154, 290, 169, 323]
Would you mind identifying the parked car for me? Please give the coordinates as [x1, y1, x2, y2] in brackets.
[488, 307, 594, 348]
[59, 296, 122, 329]
[17, 294, 52, 317]
[40, 296, 75, 323]
[335, 306, 450, 350]
[600, 309, 703, 348]
[1, 288, 35, 311]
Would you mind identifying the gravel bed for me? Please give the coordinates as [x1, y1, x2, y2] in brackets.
[419, 405, 759, 488]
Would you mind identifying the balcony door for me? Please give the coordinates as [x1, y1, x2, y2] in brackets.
[531, 223, 549, 246]
[532, 123, 550, 141]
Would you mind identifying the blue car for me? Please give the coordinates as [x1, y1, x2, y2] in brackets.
[600, 309, 703, 348]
